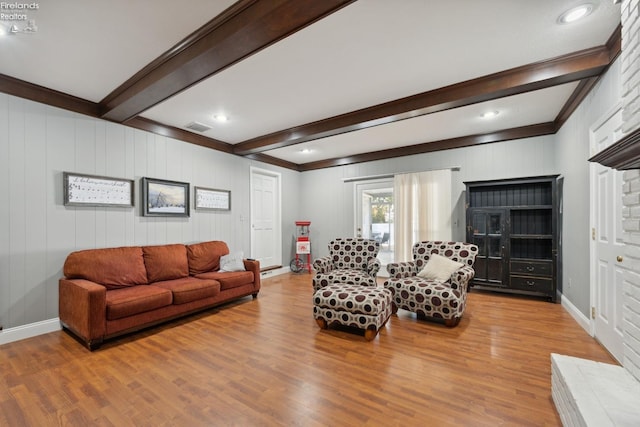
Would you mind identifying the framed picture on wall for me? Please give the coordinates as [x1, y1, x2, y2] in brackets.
[194, 186, 231, 211]
[141, 177, 190, 217]
[63, 172, 134, 207]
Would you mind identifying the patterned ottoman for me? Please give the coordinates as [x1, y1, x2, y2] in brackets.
[313, 284, 392, 341]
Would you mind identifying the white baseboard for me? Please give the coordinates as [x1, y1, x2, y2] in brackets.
[0, 318, 62, 346]
[260, 266, 292, 278]
[561, 294, 593, 336]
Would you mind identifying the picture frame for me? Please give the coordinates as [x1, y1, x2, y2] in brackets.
[63, 172, 134, 207]
[142, 177, 190, 217]
[194, 186, 231, 211]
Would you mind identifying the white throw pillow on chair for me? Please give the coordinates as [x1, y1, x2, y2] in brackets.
[417, 253, 463, 282]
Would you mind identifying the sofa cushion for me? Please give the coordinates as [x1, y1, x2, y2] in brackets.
[195, 271, 254, 290]
[143, 244, 189, 283]
[186, 241, 230, 275]
[153, 277, 221, 304]
[64, 246, 148, 289]
[106, 285, 173, 320]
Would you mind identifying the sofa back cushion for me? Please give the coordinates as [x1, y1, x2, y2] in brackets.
[63, 246, 148, 289]
[142, 244, 189, 283]
[186, 241, 230, 275]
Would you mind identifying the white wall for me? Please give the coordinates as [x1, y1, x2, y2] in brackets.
[300, 135, 557, 259]
[555, 57, 622, 317]
[0, 93, 300, 331]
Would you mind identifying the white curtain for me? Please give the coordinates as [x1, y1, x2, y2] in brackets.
[393, 169, 452, 262]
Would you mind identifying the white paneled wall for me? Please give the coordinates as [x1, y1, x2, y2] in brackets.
[300, 135, 558, 261]
[0, 93, 297, 331]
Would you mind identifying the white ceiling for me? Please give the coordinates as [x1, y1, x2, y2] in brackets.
[0, 0, 622, 168]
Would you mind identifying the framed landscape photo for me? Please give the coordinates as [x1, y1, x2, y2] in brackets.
[142, 177, 190, 217]
[194, 186, 231, 211]
[63, 172, 134, 207]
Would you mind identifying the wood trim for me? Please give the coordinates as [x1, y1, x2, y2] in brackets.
[554, 77, 601, 130]
[243, 153, 300, 171]
[126, 117, 234, 153]
[0, 73, 100, 117]
[298, 122, 556, 171]
[589, 127, 640, 170]
[99, 0, 356, 122]
[606, 24, 622, 63]
[233, 46, 612, 156]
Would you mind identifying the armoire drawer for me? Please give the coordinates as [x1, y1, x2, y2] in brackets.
[510, 260, 552, 276]
[510, 275, 552, 294]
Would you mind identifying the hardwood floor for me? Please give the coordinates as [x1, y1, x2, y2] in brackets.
[0, 273, 615, 426]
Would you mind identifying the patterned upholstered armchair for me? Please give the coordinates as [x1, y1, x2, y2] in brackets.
[384, 241, 478, 327]
[312, 238, 381, 292]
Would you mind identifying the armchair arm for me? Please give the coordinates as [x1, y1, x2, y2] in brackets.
[449, 265, 475, 292]
[367, 257, 381, 277]
[58, 278, 107, 347]
[312, 256, 333, 274]
[386, 261, 418, 279]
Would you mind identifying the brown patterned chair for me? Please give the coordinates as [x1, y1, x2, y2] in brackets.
[312, 238, 381, 292]
[384, 241, 478, 327]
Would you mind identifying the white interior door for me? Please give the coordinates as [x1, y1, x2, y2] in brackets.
[590, 106, 625, 363]
[251, 168, 281, 269]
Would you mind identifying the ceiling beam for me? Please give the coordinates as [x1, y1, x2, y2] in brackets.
[0, 73, 100, 117]
[297, 123, 557, 171]
[99, 0, 356, 123]
[233, 45, 615, 156]
[126, 117, 233, 153]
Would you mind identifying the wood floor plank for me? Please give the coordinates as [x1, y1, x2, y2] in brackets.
[0, 273, 615, 426]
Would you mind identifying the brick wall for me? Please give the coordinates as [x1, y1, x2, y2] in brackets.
[622, 0, 640, 383]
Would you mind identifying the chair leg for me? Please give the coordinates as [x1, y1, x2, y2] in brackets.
[364, 328, 378, 341]
[444, 317, 461, 327]
[316, 318, 328, 330]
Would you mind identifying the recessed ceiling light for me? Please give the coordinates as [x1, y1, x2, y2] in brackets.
[558, 4, 594, 24]
[300, 148, 312, 154]
[213, 114, 228, 122]
[481, 110, 499, 119]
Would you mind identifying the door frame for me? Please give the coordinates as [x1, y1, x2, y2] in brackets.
[589, 102, 624, 362]
[250, 167, 282, 269]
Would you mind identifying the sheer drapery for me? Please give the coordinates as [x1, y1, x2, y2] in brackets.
[393, 169, 452, 262]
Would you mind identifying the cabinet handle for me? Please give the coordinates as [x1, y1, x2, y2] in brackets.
[526, 280, 536, 287]
[526, 266, 535, 272]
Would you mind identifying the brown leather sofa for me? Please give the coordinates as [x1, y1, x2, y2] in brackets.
[59, 241, 260, 350]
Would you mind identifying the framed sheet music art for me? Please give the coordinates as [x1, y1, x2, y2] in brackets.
[194, 186, 231, 211]
[63, 172, 134, 207]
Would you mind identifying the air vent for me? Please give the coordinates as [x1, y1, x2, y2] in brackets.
[185, 121, 211, 132]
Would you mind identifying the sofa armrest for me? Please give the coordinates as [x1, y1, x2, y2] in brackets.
[243, 259, 261, 293]
[58, 278, 107, 346]
[450, 265, 475, 292]
[312, 256, 333, 274]
[367, 257, 381, 277]
[386, 261, 417, 279]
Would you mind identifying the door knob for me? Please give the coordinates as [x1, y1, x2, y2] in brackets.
[617, 255, 623, 262]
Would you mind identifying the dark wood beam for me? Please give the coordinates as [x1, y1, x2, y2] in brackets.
[0, 73, 100, 117]
[126, 117, 233, 153]
[243, 153, 300, 171]
[554, 77, 601, 131]
[297, 123, 556, 171]
[554, 25, 621, 131]
[100, 0, 356, 122]
[234, 45, 614, 156]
